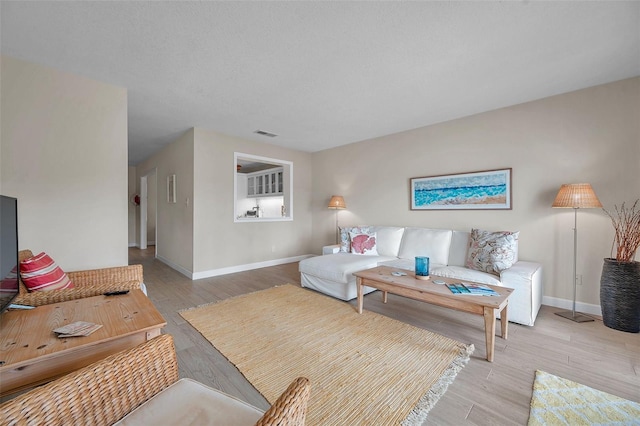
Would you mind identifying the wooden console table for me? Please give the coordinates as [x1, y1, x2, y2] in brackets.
[0, 289, 166, 397]
[353, 266, 513, 362]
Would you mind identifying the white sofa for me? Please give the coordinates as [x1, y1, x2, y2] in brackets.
[299, 226, 543, 326]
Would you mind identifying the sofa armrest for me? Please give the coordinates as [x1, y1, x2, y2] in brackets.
[13, 280, 142, 307]
[0, 334, 178, 425]
[500, 261, 543, 326]
[500, 261, 542, 283]
[15, 263, 144, 306]
[17, 250, 144, 302]
[323, 244, 341, 255]
[68, 264, 143, 287]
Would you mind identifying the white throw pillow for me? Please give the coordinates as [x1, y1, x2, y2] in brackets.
[369, 226, 405, 257]
[349, 231, 378, 256]
[397, 228, 453, 265]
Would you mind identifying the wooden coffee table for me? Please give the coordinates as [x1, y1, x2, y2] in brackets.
[0, 289, 166, 397]
[353, 266, 513, 362]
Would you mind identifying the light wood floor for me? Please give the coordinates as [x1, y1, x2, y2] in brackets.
[131, 247, 639, 425]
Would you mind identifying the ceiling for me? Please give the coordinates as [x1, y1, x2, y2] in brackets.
[1, 2, 638, 166]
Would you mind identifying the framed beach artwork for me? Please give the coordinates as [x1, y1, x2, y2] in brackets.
[410, 168, 512, 210]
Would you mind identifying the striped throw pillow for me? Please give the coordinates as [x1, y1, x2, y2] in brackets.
[20, 252, 74, 292]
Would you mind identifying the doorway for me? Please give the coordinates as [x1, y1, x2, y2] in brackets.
[140, 169, 158, 255]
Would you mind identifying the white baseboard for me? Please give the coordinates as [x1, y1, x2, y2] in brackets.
[542, 296, 602, 317]
[156, 254, 314, 280]
[156, 255, 193, 279]
[192, 255, 313, 280]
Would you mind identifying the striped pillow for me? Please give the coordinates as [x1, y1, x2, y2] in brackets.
[20, 252, 74, 292]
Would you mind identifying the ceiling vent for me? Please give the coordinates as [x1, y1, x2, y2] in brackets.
[254, 130, 278, 138]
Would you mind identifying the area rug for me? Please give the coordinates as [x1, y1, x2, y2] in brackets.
[180, 284, 473, 425]
[528, 370, 640, 425]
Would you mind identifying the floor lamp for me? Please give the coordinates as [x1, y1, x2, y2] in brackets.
[552, 183, 602, 323]
[328, 195, 346, 244]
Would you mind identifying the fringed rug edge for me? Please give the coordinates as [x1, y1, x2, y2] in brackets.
[401, 343, 475, 425]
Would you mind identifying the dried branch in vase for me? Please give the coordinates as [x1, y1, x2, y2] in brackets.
[603, 199, 640, 262]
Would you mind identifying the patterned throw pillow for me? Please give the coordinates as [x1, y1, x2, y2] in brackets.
[20, 252, 74, 292]
[349, 231, 378, 256]
[339, 226, 372, 252]
[466, 229, 519, 275]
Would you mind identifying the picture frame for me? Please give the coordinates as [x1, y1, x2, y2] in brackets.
[167, 174, 176, 204]
[410, 168, 512, 210]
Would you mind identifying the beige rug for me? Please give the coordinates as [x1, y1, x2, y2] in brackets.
[180, 284, 473, 425]
[528, 370, 640, 425]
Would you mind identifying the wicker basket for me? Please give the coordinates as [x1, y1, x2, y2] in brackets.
[600, 258, 640, 333]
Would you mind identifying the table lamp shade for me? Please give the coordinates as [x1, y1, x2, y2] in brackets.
[552, 184, 602, 209]
[328, 196, 346, 209]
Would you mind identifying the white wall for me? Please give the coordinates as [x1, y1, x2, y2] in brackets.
[136, 130, 194, 274]
[1, 56, 129, 270]
[193, 128, 313, 274]
[236, 173, 251, 217]
[311, 77, 640, 308]
[133, 127, 313, 277]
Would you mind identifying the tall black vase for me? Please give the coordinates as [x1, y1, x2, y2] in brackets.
[600, 258, 640, 333]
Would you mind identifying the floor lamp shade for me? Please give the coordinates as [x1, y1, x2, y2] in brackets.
[552, 184, 602, 209]
[552, 183, 602, 323]
[328, 196, 346, 210]
[328, 196, 346, 244]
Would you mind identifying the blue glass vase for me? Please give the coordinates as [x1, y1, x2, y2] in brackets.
[415, 256, 430, 280]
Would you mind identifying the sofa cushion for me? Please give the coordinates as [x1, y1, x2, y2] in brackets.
[378, 258, 446, 272]
[299, 253, 395, 284]
[19, 252, 74, 292]
[431, 265, 501, 286]
[397, 228, 452, 266]
[369, 226, 405, 257]
[349, 231, 378, 255]
[448, 231, 470, 267]
[466, 229, 519, 275]
[114, 378, 263, 425]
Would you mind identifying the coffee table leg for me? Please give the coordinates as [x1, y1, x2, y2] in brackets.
[483, 307, 496, 363]
[356, 277, 364, 314]
[500, 303, 508, 339]
[382, 291, 388, 304]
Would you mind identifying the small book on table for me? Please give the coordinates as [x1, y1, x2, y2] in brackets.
[53, 321, 103, 337]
